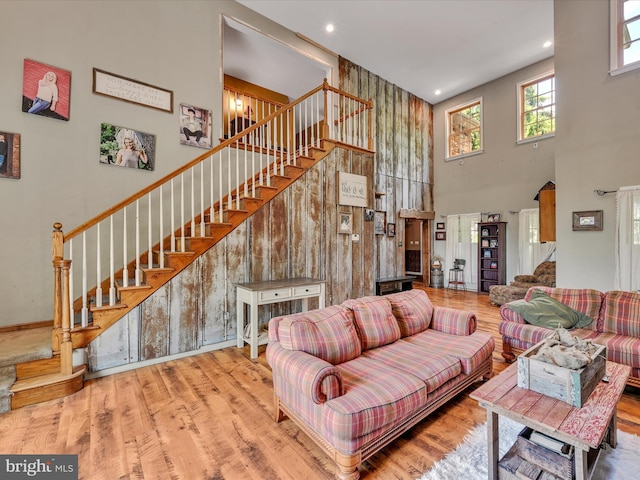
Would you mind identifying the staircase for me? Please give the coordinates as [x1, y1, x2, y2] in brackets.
[3, 80, 373, 412]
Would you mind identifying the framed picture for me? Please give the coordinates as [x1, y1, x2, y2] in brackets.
[435, 231, 446, 241]
[364, 208, 375, 221]
[487, 213, 500, 222]
[490, 261, 498, 269]
[481, 239, 489, 247]
[436, 222, 445, 230]
[100, 123, 155, 171]
[179, 103, 212, 148]
[481, 228, 489, 236]
[339, 213, 352, 234]
[0, 131, 21, 179]
[483, 249, 492, 258]
[572, 210, 603, 231]
[22, 59, 71, 121]
[387, 223, 396, 237]
[337, 171, 368, 207]
[489, 239, 498, 248]
[92, 68, 173, 113]
[374, 211, 386, 235]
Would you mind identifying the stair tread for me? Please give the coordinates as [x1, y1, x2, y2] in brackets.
[0, 327, 52, 368]
[11, 365, 86, 392]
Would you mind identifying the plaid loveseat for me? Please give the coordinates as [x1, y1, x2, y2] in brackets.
[266, 289, 494, 480]
[499, 286, 640, 388]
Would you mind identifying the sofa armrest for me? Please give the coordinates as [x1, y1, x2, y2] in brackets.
[266, 342, 343, 404]
[499, 303, 526, 324]
[513, 274, 537, 283]
[431, 306, 476, 336]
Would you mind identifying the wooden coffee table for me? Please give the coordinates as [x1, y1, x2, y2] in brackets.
[470, 361, 631, 480]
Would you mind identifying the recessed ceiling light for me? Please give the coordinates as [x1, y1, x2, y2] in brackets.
[543, 40, 553, 48]
[435, 89, 442, 96]
[326, 24, 334, 33]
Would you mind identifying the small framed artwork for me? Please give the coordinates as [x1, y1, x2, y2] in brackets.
[22, 59, 71, 121]
[436, 222, 445, 230]
[481, 228, 489, 236]
[0, 131, 21, 179]
[572, 210, 603, 231]
[487, 213, 500, 222]
[339, 212, 353, 234]
[374, 211, 386, 235]
[481, 239, 489, 247]
[490, 239, 498, 248]
[435, 231, 446, 241]
[490, 261, 498, 269]
[93, 68, 173, 113]
[364, 208, 375, 221]
[99, 123, 155, 171]
[179, 103, 212, 149]
[387, 223, 396, 237]
[483, 249, 492, 258]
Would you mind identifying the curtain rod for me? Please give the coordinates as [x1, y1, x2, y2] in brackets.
[594, 189, 617, 196]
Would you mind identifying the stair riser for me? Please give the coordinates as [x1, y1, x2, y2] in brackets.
[11, 374, 84, 410]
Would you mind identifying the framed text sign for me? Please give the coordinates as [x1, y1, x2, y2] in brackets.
[92, 68, 173, 113]
[337, 171, 368, 207]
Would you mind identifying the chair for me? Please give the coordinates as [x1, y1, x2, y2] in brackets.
[488, 261, 556, 305]
[448, 259, 466, 290]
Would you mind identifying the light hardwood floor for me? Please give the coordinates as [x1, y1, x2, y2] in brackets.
[0, 287, 638, 480]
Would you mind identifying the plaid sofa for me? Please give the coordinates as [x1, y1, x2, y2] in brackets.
[266, 289, 494, 480]
[499, 286, 640, 388]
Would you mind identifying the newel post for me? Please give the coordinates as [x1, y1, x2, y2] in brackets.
[322, 78, 330, 140]
[52, 223, 64, 354]
[59, 258, 73, 376]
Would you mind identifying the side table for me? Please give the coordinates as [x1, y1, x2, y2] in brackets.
[236, 278, 326, 359]
[470, 361, 631, 480]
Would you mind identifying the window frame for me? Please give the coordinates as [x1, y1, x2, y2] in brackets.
[516, 71, 556, 144]
[445, 97, 483, 161]
[610, 0, 640, 76]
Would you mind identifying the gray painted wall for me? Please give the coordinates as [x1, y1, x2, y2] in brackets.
[432, 58, 556, 284]
[554, 0, 640, 291]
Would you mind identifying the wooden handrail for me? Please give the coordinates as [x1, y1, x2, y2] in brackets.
[63, 82, 327, 243]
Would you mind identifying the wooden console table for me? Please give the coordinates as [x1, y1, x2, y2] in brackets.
[470, 362, 630, 480]
[375, 275, 416, 295]
[236, 278, 326, 359]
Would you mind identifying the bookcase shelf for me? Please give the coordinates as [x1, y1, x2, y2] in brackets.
[478, 222, 506, 293]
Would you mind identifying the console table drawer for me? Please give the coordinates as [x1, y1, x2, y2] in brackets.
[293, 284, 322, 297]
[259, 288, 292, 302]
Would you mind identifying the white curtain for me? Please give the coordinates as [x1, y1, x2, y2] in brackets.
[518, 208, 556, 275]
[446, 213, 481, 290]
[615, 186, 640, 291]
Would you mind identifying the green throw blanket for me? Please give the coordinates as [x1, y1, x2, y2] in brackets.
[506, 289, 593, 329]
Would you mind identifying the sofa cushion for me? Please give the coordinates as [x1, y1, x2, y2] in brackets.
[599, 290, 640, 336]
[362, 340, 461, 392]
[590, 332, 640, 369]
[524, 287, 603, 330]
[506, 290, 593, 329]
[499, 320, 596, 351]
[342, 296, 400, 350]
[324, 356, 427, 448]
[403, 329, 494, 374]
[278, 305, 362, 365]
[385, 289, 434, 336]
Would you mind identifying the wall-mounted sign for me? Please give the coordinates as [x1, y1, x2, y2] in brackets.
[92, 68, 173, 113]
[337, 171, 367, 207]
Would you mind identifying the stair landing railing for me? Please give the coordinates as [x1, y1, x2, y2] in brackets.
[51, 79, 372, 374]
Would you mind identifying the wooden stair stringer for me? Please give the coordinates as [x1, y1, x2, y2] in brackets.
[69, 141, 337, 350]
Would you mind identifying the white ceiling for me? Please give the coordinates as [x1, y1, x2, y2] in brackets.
[232, 0, 554, 105]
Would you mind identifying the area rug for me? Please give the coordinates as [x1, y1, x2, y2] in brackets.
[418, 417, 640, 480]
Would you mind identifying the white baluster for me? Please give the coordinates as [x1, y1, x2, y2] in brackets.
[123, 207, 129, 288]
[191, 168, 195, 236]
[135, 200, 141, 286]
[95, 222, 102, 308]
[159, 185, 164, 268]
[148, 192, 153, 269]
[109, 215, 115, 305]
[68, 239, 74, 326]
[180, 174, 185, 252]
[200, 163, 205, 237]
[170, 180, 176, 253]
[81, 232, 88, 327]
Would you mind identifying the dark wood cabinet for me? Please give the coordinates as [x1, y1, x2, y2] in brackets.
[478, 222, 506, 293]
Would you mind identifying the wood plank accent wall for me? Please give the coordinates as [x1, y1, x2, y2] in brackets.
[339, 57, 434, 279]
[88, 63, 435, 371]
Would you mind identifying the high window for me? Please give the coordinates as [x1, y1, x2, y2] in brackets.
[445, 98, 482, 160]
[517, 73, 555, 142]
[610, 0, 640, 75]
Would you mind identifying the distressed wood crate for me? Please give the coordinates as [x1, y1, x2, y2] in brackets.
[516, 427, 573, 480]
[517, 340, 606, 407]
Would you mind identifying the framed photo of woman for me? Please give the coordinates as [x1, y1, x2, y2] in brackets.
[22, 59, 71, 121]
